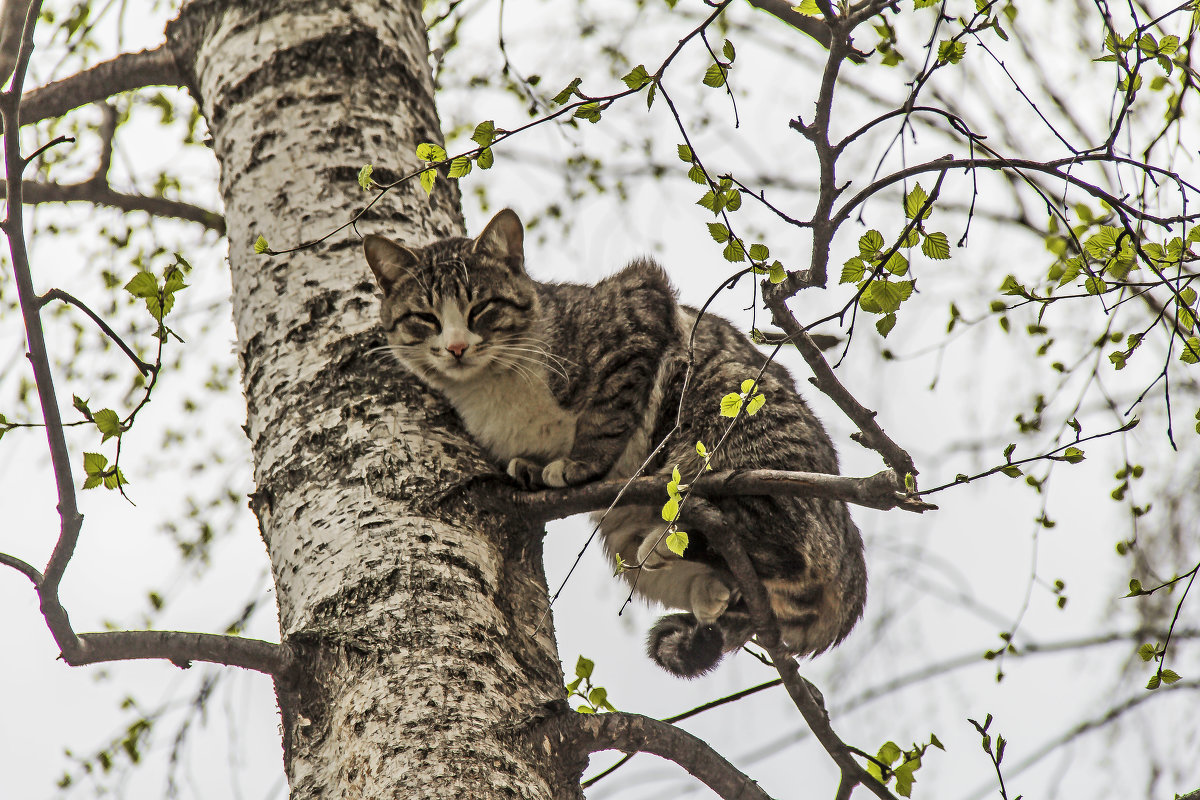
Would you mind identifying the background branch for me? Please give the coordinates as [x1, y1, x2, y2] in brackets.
[10, 45, 183, 128]
[5, 177, 226, 232]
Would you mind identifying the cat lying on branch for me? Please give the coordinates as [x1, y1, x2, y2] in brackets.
[363, 209, 866, 677]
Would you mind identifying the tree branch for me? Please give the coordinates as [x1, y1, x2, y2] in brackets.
[68, 631, 293, 674]
[559, 710, 775, 800]
[762, 297, 919, 479]
[0, 551, 43, 585]
[508, 468, 933, 521]
[5, 177, 226, 232]
[13, 45, 183, 128]
[682, 498, 898, 800]
[744, 0, 868, 62]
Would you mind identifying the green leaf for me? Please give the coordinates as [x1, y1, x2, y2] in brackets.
[573, 102, 602, 123]
[677, 144, 693, 163]
[622, 64, 652, 90]
[746, 392, 766, 415]
[1127, 578, 1145, 596]
[661, 496, 680, 522]
[876, 313, 897, 337]
[253, 234, 270, 255]
[748, 243, 769, 261]
[356, 164, 374, 190]
[688, 164, 707, 184]
[93, 409, 122, 442]
[666, 529, 689, 557]
[707, 223, 730, 243]
[1161, 669, 1182, 684]
[415, 142, 447, 162]
[575, 655, 594, 679]
[859, 230, 885, 259]
[1084, 276, 1108, 295]
[447, 156, 472, 179]
[552, 77, 582, 105]
[703, 63, 727, 88]
[1062, 446, 1085, 463]
[768, 261, 787, 284]
[792, 0, 821, 15]
[1137, 643, 1157, 662]
[720, 393, 743, 417]
[124, 272, 158, 298]
[577, 705, 596, 713]
[477, 147, 494, 169]
[877, 741, 902, 766]
[725, 189, 742, 211]
[1180, 287, 1197, 307]
[471, 120, 496, 147]
[903, 183, 929, 220]
[937, 39, 966, 64]
[1146, 674, 1161, 690]
[922, 231, 951, 260]
[1181, 337, 1200, 364]
[884, 251, 909, 276]
[587, 686, 609, 707]
[722, 39, 736, 62]
[1000, 465, 1023, 478]
[841, 257, 866, 285]
[419, 168, 437, 194]
[722, 239, 746, 263]
[695, 441, 708, 458]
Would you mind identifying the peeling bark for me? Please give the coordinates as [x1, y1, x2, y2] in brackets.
[167, 2, 576, 796]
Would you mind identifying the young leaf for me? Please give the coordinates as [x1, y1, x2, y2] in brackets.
[415, 142, 447, 162]
[419, 168, 437, 194]
[471, 120, 496, 146]
[575, 655, 594, 679]
[356, 164, 374, 191]
[93, 409, 122, 442]
[703, 64, 727, 88]
[666, 529, 689, 557]
[720, 393, 743, 417]
[661, 496, 680, 522]
[253, 235, 270, 255]
[922, 231, 951, 260]
[622, 64, 652, 90]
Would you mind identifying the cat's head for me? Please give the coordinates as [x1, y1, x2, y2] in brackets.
[363, 209, 541, 385]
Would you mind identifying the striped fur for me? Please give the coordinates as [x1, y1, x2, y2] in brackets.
[364, 209, 866, 677]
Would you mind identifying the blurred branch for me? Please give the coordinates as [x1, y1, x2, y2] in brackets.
[8, 176, 227, 232]
[11, 45, 183, 128]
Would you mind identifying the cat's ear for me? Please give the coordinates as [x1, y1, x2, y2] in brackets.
[473, 208, 525, 272]
[363, 235, 418, 295]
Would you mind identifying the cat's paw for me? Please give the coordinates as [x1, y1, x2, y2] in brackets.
[541, 458, 591, 488]
[690, 574, 733, 625]
[507, 458, 544, 489]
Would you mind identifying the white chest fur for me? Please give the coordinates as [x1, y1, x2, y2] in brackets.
[439, 369, 577, 464]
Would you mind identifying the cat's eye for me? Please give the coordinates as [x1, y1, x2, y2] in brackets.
[468, 297, 526, 328]
[398, 311, 441, 332]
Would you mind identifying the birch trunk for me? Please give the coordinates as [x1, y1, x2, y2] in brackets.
[167, 3, 580, 796]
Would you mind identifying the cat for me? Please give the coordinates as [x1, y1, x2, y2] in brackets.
[363, 208, 866, 676]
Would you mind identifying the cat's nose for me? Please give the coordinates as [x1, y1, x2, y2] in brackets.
[446, 341, 469, 359]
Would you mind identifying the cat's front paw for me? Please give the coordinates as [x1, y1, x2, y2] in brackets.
[507, 458, 544, 489]
[541, 458, 592, 488]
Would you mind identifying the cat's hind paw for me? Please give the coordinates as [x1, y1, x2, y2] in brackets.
[541, 458, 591, 488]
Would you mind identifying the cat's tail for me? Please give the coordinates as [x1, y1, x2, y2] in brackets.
[646, 611, 754, 677]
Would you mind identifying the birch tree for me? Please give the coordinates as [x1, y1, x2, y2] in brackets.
[3, 1, 1199, 799]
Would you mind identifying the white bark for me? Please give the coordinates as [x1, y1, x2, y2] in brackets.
[167, 2, 579, 796]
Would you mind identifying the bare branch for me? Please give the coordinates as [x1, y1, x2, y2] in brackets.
[67, 631, 293, 674]
[14, 45, 183, 127]
[761, 298, 919, 479]
[509, 468, 933, 521]
[744, 0, 868, 62]
[0, 550, 42, 585]
[6, 177, 226, 232]
[560, 710, 775, 800]
[37, 288, 155, 375]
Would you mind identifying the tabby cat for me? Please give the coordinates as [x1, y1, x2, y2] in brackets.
[363, 209, 866, 676]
